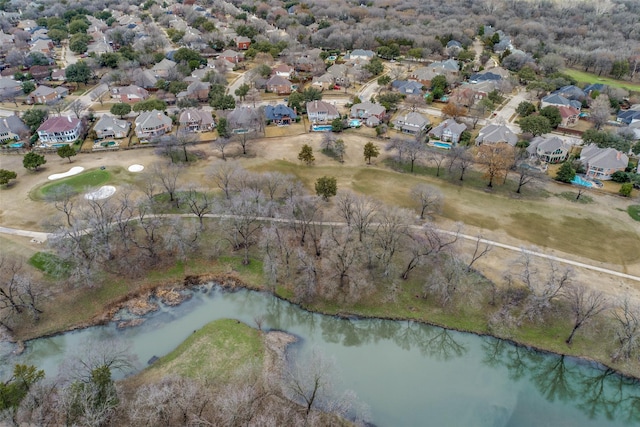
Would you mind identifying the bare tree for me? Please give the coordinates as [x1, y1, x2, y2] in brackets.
[400, 224, 458, 280]
[0, 255, 43, 331]
[425, 257, 465, 306]
[183, 185, 214, 228]
[589, 94, 611, 130]
[208, 162, 243, 199]
[213, 137, 233, 161]
[221, 189, 271, 265]
[321, 227, 363, 296]
[234, 130, 257, 156]
[466, 235, 493, 272]
[429, 150, 447, 177]
[262, 172, 292, 201]
[150, 161, 183, 206]
[373, 206, 412, 277]
[410, 184, 443, 220]
[46, 184, 76, 227]
[611, 298, 640, 362]
[175, 130, 199, 163]
[565, 285, 607, 345]
[69, 100, 86, 119]
[514, 162, 542, 194]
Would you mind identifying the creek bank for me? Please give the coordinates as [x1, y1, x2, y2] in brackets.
[14, 271, 640, 382]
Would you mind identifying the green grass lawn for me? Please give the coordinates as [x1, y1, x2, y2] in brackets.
[34, 169, 112, 199]
[133, 319, 264, 384]
[629, 205, 640, 221]
[562, 68, 640, 93]
[28, 252, 71, 279]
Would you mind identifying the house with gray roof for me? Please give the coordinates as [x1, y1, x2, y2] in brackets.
[554, 85, 585, 101]
[346, 49, 375, 61]
[580, 144, 629, 180]
[428, 59, 460, 74]
[311, 73, 335, 90]
[350, 101, 386, 121]
[306, 100, 340, 123]
[227, 107, 260, 132]
[0, 115, 27, 142]
[29, 85, 59, 104]
[265, 104, 297, 125]
[408, 67, 441, 87]
[152, 58, 177, 78]
[540, 93, 582, 110]
[429, 119, 466, 144]
[393, 111, 430, 135]
[526, 136, 569, 163]
[0, 78, 21, 100]
[266, 75, 293, 95]
[179, 108, 215, 132]
[392, 80, 424, 96]
[93, 114, 131, 139]
[111, 85, 149, 103]
[135, 110, 172, 139]
[475, 124, 518, 146]
[469, 72, 502, 84]
[617, 107, 640, 125]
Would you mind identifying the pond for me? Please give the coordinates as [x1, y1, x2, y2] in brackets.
[1, 285, 639, 426]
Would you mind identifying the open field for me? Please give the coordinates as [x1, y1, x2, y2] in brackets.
[562, 68, 640, 93]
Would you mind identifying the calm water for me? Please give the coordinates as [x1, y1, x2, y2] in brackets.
[2, 285, 639, 426]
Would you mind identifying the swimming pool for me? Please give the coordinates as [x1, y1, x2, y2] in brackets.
[433, 141, 452, 149]
[327, 55, 337, 61]
[52, 143, 66, 148]
[312, 125, 333, 132]
[571, 175, 594, 187]
[349, 119, 361, 128]
[9, 142, 23, 148]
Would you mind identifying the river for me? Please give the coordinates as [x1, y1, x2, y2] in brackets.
[1, 285, 639, 426]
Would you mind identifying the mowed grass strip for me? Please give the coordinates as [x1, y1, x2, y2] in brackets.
[562, 68, 640, 92]
[629, 205, 640, 222]
[134, 319, 264, 384]
[248, 159, 640, 265]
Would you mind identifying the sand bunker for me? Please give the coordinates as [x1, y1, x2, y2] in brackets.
[128, 164, 144, 172]
[48, 166, 85, 181]
[84, 185, 116, 200]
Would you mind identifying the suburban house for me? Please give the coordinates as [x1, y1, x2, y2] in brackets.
[179, 108, 215, 132]
[265, 104, 297, 125]
[428, 119, 467, 144]
[583, 83, 607, 98]
[51, 69, 66, 82]
[273, 64, 295, 79]
[327, 64, 352, 86]
[265, 75, 293, 95]
[152, 58, 177, 78]
[526, 136, 569, 163]
[392, 80, 424, 96]
[617, 107, 640, 125]
[392, 111, 430, 135]
[235, 36, 251, 50]
[554, 85, 586, 101]
[427, 59, 460, 76]
[30, 39, 53, 55]
[0, 78, 22, 100]
[219, 49, 244, 64]
[183, 81, 210, 101]
[29, 85, 59, 104]
[306, 100, 340, 124]
[37, 116, 82, 144]
[558, 106, 580, 128]
[446, 40, 463, 56]
[541, 93, 582, 110]
[311, 73, 335, 90]
[291, 48, 322, 72]
[350, 101, 386, 121]
[93, 114, 131, 139]
[409, 67, 440, 87]
[0, 115, 28, 142]
[134, 110, 172, 139]
[134, 69, 158, 89]
[475, 124, 518, 146]
[468, 71, 502, 84]
[345, 49, 375, 61]
[580, 144, 629, 180]
[226, 107, 260, 133]
[29, 66, 52, 81]
[111, 85, 149, 103]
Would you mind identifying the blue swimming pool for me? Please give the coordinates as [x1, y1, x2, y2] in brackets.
[571, 175, 594, 187]
[9, 142, 23, 148]
[349, 119, 361, 128]
[312, 125, 333, 132]
[327, 55, 337, 61]
[433, 141, 452, 149]
[52, 143, 66, 148]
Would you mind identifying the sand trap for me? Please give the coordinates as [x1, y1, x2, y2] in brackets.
[48, 166, 85, 181]
[84, 185, 116, 200]
[128, 164, 144, 172]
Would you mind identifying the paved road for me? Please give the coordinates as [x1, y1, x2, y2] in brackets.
[2, 216, 638, 283]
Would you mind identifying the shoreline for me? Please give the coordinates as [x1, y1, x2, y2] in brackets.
[6, 271, 640, 383]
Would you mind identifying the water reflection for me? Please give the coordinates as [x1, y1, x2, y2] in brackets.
[482, 338, 640, 423]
